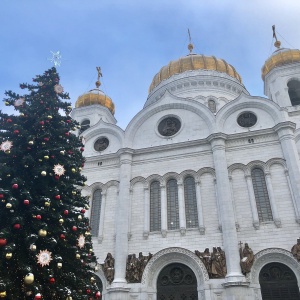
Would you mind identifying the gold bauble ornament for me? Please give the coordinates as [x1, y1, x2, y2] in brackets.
[66, 296, 72, 300]
[59, 219, 64, 224]
[78, 167, 82, 171]
[38, 159, 42, 162]
[47, 115, 53, 119]
[90, 277, 95, 283]
[5, 101, 9, 105]
[41, 171, 47, 176]
[45, 201, 50, 207]
[6, 252, 12, 259]
[0, 291, 7, 297]
[57, 262, 62, 268]
[44, 156, 49, 160]
[24, 273, 34, 284]
[76, 253, 80, 259]
[30, 244, 37, 251]
[42, 142, 45, 145]
[78, 215, 82, 221]
[72, 191, 76, 195]
[20, 113, 24, 116]
[24, 165, 29, 168]
[6, 174, 11, 177]
[28, 141, 34, 145]
[71, 168, 76, 173]
[38, 229, 47, 237]
[60, 151, 65, 155]
[89, 248, 93, 253]
[5, 150, 10, 154]
[6, 203, 12, 209]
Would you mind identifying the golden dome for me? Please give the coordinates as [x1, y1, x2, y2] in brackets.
[75, 67, 115, 114]
[149, 54, 242, 93]
[75, 89, 115, 114]
[262, 48, 300, 79]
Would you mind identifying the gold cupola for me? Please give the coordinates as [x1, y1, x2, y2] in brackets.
[149, 38, 242, 93]
[262, 26, 300, 80]
[75, 67, 115, 114]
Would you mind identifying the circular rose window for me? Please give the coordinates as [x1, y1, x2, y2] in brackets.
[237, 112, 257, 128]
[158, 117, 181, 136]
[94, 137, 109, 151]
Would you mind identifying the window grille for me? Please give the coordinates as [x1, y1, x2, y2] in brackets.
[90, 189, 102, 236]
[167, 179, 179, 230]
[184, 176, 198, 228]
[251, 168, 273, 222]
[150, 181, 161, 231]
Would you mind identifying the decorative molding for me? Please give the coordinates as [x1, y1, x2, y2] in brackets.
[199, 226, 205, 235]
[180, 227, 186, 236]
[250, 248, 300, 285]
[274, 218, 282, 228]
[141, 247, 209, 288]
[253, 221, 260, 230]
[161, 230, 167, 238]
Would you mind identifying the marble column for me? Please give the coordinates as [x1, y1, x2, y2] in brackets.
[160, 184, 167, 237]
[195, 180, 205, 234]
[143, 187, 150, 238]
[98, 191, 106, 243]
[112, 149, 133, 288]
[208, 134, 245, 284]
[275, 122, 300, 223]
[265, 172, 281, 227]
[178, 181, 186, 235]
[245, 174, 260, 229]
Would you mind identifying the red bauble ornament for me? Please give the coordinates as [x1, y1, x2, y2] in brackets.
[13, 223, 21, 229]
[54, 175, 60, 181]
[12, 183, 18, 189]
[7, 119, 12, 123]
[40, 101, 44, 104]
[36, 215, 42, 220]
[95, 291, 101, 298]
[80, 147, 84, 152]
[0, 194, 4, 199]
[67, 150, 73, 155]
[49, 277, 55, 284]
[51, 155, 55, 159]
[39, 121, 44, 125]
[65, 132, 70, 136]
[66, 120, 71, 123]
[13, 130, 20, 134]
[24, 199, 30, 205]
[0, 238, 7, 246]
[54, 195, 60, 200]
[81, 209, 86, 214]
[34, 293, 42, 300]
[44, 137, 49, 142]
[72, 226, 77, 231]
[86, 289, 91, 294]
[60, 234, 65, 239]
[64, 210, 69, 215]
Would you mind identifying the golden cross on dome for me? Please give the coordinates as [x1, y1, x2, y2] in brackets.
[272, 25, 281, 49]
[187, 29, 194, 54]
[95, 67, 102, 88]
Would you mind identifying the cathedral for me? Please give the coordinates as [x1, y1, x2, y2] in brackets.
[71, 31, 300, 300]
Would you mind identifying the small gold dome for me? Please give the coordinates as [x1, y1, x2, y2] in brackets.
[75, 89, 115, 114]
[149, 54, 242, 93]
[262, 48, 300, 80]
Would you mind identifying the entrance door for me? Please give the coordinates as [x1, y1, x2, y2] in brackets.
[157, 263, 198, 300]
[259, 262, 300, 300]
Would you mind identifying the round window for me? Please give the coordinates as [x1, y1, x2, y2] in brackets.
[94, 137, 109, 151]
[237, 112, 257, 128]
[158, 117, 181, 137]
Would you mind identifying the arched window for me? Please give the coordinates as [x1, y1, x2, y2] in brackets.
[208, 99, 217, 113]
[259, 262, 300, 300]
[80, 119, 90, 134]
[288, 80, 300, 106]
[150, 181, 161, 232]
[251, 168, 273, 222]
[184, 176, 198, 228]
[90, 189, 102, 236]
[167, 179, 179, 230]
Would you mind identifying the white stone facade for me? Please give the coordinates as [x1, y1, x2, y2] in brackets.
[71, 49, 300, 299]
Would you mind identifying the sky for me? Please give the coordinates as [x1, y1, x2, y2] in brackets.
[1, 0, 300, 130]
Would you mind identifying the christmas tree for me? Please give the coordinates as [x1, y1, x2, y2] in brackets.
[0, 67, 101, 299]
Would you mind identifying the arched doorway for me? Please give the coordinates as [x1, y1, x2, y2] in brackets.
[157, 263, 198, 300]
[259, 262, 300, 300]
